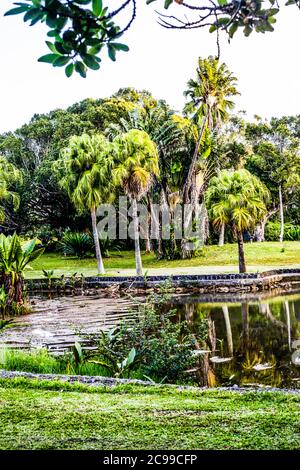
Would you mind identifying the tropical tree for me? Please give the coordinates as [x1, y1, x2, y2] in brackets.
[0, 156, 22, 224]
[0, 233, 44, 311]
[183, 56, 239, 205]
[205, 169, 270, 273]
[56, 134, 112, 274]
[112, 129, 159, 275]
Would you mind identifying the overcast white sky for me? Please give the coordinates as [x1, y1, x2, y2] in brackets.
[0, 1, 299, 133]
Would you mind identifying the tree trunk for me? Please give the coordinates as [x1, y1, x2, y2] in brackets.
[132, 198, 143, 276]
[279, 185, 284, 243]
[218, 223, 225, 246]
[182, 113, 208, 205]
[91, 206, 105, 275]
[237, 230, 246, 273]
[254, 207, 279, 242]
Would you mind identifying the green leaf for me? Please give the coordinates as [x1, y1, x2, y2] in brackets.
[126, 348, 136, 366]
[53, 56, 70, 67]
[38, 53, 61, 64]
[108, 45, 116, 62]
[75, 61, 87, 78]
[209, 24, 217, 33]
[164, 0, 173, 8]
[92, 0, 103, 16]
[110, 43, 129, 52]
[229, 22, 238, 38]
[4, 5, 30, 16]
[82, 54, 101, 70]
[46, 41, 57, 53]
[217, 0, 228, 5]
[65, 63, 74, 77]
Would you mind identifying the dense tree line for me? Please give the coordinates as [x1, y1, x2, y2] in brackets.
[0, 58, 299, 274]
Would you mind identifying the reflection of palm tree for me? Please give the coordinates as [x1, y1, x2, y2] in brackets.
[259, 302, 286, 329]
[222, 305, 233, 356]
[241, 302, 250, 350]
[285, 301, 292, 351]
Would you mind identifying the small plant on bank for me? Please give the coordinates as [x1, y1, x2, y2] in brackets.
[0, 233, 44, 314]
[60, 231, 94, 258]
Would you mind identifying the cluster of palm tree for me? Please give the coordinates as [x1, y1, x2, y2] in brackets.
[56, 129, 159, 275]
[55, 55, 273, 275]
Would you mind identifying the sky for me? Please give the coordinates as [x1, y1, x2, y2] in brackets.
[0, 1, 299, 133]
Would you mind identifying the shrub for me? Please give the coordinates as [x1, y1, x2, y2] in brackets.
[60, 231, 94, 258]
[87, 296, 209, 384]
[265, 222, 300, 241]
[23, 225, 62, 252]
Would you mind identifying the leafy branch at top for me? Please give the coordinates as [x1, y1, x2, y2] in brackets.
[4, 0, 300, 77]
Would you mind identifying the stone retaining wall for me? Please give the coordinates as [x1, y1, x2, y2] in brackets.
[25, 269, 300, 294]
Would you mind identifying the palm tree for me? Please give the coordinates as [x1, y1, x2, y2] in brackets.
[183, 56, 239, 205]
[112, 129, 159, 276]
[57, 134, 112, 274]
[205, 169, 269, 273]
[0, 155, 22, 223]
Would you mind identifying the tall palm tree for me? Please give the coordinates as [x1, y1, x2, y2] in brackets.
[0, 156, 22, 223]
[205, 169, 269, 273]
[112, 129, 159, 276]
[57, 134, 112, 274]
[183, 56, 239, 204]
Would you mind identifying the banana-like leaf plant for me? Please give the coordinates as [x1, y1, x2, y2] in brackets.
[0, 233, 44, 310]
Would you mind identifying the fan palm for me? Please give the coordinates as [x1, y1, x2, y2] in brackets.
[112, 129, 159, 275]
[57, 134, 112, 274]
[183, 56, 239, 204]
[205, 170, 269, 273]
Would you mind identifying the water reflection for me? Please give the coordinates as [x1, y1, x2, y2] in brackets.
[168, 293, 300, 388]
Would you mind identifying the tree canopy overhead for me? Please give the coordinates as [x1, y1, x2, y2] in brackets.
[4, 0, 300, 77]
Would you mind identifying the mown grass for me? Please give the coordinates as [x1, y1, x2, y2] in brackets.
[1, 378, 300, 450]
[26, 241, 300, 278]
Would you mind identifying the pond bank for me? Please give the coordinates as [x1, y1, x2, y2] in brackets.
[2, 369, 300, 394]
[26, 268, 300, 295]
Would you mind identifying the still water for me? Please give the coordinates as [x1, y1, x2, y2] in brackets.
[167, 291, 300, 388]
[1, 290, 300, 388]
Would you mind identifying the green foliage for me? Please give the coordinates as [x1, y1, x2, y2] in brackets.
[265, 222, 300, 241]
[0, 233, 44, 311]
[4, 1, 294, 78]
[89, 298, 208, 384]
[60, 231, 94, 258]
[5, 0, 130, 77]
[206, 169, 270, 234]
[112, 129, 159, 200]
[23, 225, 62, 252]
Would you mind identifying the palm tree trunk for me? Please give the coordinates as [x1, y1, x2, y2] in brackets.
[218, 223, 225, 246]
[91, 206, 105, 275]
[132, 198, 143, 276]
[182, 113, 208, 204]
[237, 230, 246, 273]
[279, 185, 284, 243]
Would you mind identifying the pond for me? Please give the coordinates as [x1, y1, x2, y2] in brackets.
[1, 289, 300, 388]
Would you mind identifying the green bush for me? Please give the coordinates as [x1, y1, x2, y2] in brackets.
[265, 222, 300, 241]
[89, 296, 209, 384]
[60, 231, 94, 258]
[23, 225, 63, 252]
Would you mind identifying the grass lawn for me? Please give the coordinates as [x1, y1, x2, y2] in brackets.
[26, 241, 300, 278]
[1, 379, 300, 450]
